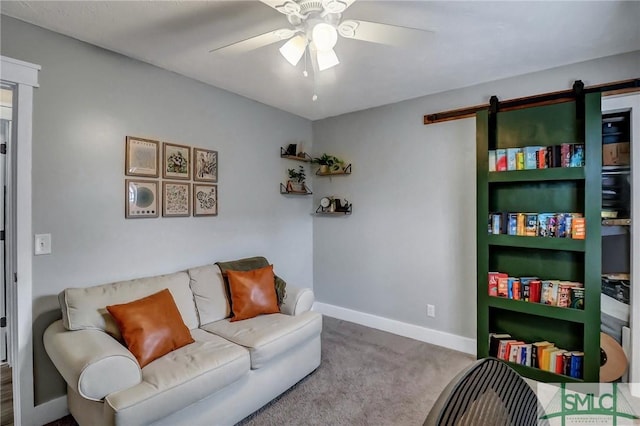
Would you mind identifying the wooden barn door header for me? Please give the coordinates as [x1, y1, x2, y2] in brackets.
[423, 79, 640, 125]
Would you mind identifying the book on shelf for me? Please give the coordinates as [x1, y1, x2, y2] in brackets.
[517, 213, 526, 235]
[531, 341, 553, 369]
[507, 277, 520, 300]
[522, 146, 539, 170]
[550, 349, 567, 373]
[498, 339, 518, 360]
[507, 148, 519, 171]
[562, 352, 573, 376]
[497, 277, 509, 298]
[519, 276, 539, 301]
[537, 213, 554, 237]
[571, 144, 585, 167]
[525, 214, 538, 236]
[561, 143, 572, 168]
[505, 341, 524, 361]
[488, 150, 496, 172]
[488, 272, 507, 296]
[545, 145, 558, 168]
[489, 333, 511, 357]
[540, 345, 559, 371]
[572, 217, 586, 239]
[508, 213, 518, 235]
[516, 151, 525, 170]
[570, 287, 585, 309]
[570, 352, 584, 379]
[519, 344, 532, 366]
[496, 149, 507, 171]
[537, 147, 548, 169]
[528, 280, 542, 303]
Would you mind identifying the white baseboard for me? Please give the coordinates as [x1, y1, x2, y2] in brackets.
[313, 302, 477, 355]
[31, 395, 68, 426]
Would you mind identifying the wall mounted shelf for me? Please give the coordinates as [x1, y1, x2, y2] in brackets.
[315, 202, 352, 215]
[280, 182, 312, 195]
[316, 164, 352, 176]
[280, 147, 311, 162]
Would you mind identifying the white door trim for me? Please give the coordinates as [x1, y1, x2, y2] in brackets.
[602, 92, 640, 396]
[1, 55, 40, 426]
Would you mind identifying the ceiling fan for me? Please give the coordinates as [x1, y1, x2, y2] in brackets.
[210, 0, 432, 73]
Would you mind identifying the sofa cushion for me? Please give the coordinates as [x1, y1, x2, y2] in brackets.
[201, 311, 322, 369]
[107, 289, 195, 368]
[227, 265, 280, 322]
[61, 271, 199, 339]
[105, 328, 250, 424]
[187, 264, 230, 324]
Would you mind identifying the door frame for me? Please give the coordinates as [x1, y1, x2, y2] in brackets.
[1, 55, 39, 426]
[602, 92, 640, 395]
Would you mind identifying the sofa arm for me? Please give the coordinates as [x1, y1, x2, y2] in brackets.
[44, 320, 142, 401]
[280, 285, 315, 316]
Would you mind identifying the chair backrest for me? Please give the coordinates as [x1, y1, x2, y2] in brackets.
[424, 358, 548, 426]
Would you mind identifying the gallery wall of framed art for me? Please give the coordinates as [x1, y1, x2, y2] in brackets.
[125, 135, 218, 218]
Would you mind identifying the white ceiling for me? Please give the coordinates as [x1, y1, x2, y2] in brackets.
[2, 1, 639, 120]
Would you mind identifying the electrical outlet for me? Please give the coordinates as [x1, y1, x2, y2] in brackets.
[34, 233, 52, 255]
[427, 304, 435, 318]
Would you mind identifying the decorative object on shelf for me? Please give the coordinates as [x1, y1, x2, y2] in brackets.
[162, 181, 190, 217]
[193, 184, 218, 216]
[280, 146, 311, 162]
[163, 142, 191, 180]
[312, 153, 345, 174]
[285, 143, 297, 156]
[125, 179, 159, 218]
[193, 147, 218, 183]
[287, 165, 307, 193]
[125, 136, 159, 177]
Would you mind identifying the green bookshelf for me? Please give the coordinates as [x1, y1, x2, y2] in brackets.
[476, 91, 602, 382]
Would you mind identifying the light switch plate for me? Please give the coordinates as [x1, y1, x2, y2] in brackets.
[34, 233, 52, 255]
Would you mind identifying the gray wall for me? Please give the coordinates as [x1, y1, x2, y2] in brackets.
[312, 50, 640, 339]
[1, 16, 314, 405]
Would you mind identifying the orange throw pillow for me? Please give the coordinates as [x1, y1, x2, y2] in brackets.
[106, 288, 194, 368]
[227, 265, 280, 322]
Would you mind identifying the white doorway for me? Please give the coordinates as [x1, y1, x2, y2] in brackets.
[0, 83, 13, 363]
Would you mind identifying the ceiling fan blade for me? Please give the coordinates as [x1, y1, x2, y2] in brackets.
[209, 28, 294, 55]
[322, 0, 357, 14]
[338, 19, 433, 46]
[259, 0, 301, 16]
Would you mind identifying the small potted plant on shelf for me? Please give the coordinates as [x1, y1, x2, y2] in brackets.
[287, 166, 307, 192]
[312, 154, 344, 174]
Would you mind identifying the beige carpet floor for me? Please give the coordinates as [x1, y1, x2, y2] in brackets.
[47, 316, 475, 426]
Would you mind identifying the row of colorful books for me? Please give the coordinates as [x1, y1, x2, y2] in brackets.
[488, 273, 584, 309]
[489, 212, 585, 239]
[489, 333, 583, 379]
[489, 143, 584, 172]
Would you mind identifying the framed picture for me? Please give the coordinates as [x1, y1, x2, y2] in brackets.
[193, 184, 218, 216]
[125, 136, 159, 177]
[162, 181, 191, 217]
[125, 180, 159, 218]
[163, 142, 191, 180]
[193, 147, 218, 182]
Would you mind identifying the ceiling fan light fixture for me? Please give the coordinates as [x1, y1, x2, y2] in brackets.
[312, 22, 338, 51]
[279, 35, 307, 66]
[316, 48, 340, 71]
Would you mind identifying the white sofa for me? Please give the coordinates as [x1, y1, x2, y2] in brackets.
[44, 263, 322, 425]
